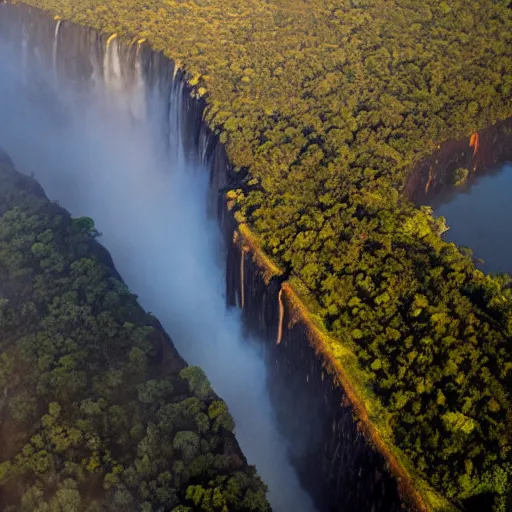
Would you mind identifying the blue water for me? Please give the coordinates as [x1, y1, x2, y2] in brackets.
[433, 162, 512, 274]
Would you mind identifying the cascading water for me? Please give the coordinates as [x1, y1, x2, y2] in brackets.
[0, 8, 316, 512]
[21, 24, 28, 87]
[52, 18, 61, 85]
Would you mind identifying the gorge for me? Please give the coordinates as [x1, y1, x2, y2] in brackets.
[0, 2, 511, 511]
[0, 5, 315, 512]
[0, 3, 409, 511]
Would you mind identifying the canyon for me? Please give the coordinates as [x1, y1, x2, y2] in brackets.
[1, 3, 510, 511]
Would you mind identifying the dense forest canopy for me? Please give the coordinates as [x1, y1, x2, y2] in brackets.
[0, 152, 270, 511]
[6, 0, 512, 509]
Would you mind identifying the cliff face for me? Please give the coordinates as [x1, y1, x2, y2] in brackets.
[224, 219, 404, 511]
[404, 118, 512, 204]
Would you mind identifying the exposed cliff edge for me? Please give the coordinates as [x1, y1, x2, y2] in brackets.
[405, 118, 512, 204]
[0, 148, 270, 510]
[1, 3, 511, 511]
[226, 225, 409, 512]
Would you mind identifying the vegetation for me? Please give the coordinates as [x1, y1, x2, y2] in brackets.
[0, 153, 269, 511]
[452, 168, 469, 187]
[9, 0, 512, 509]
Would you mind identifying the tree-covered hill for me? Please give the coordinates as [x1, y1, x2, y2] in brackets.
[8, 0, 512, 509]
[0, 151, 270, 511]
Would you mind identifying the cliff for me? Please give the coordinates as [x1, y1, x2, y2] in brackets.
[226, 227, 407, 511]
[405, 118, 512, 204]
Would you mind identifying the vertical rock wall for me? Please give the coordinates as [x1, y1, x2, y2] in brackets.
[223, 227, 404, 511]
[404, 118, 512, 204]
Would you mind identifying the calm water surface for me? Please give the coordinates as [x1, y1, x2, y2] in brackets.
[432, 162, 512, 274]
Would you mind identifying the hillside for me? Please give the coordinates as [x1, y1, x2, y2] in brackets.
[7, 0, 512, 509]
[0, 150, 270, 511]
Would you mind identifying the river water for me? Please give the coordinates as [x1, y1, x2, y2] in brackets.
[432, 162, 512, 274]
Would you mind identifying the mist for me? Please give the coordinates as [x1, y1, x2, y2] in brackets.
[0, 26, 315, 512]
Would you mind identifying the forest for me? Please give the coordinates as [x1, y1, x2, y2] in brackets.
[8, 0, 512, 510]
[0, 152, 270, 511]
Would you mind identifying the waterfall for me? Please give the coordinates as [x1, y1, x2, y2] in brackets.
[103, 34, 122, 92]
[52, 18, 62, 86]
[198, 128, 210, 165]
[130, 42, 146, 122]
[277, 288, 284, 345]
[21, 25, 27, 87]
[172, 59, 180, 81]
[240, 249, 245, 309]
[168, 77, 185, 162]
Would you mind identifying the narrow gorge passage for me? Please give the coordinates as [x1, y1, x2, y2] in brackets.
[0, 12, 316, 512]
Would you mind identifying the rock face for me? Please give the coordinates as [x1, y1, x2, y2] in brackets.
[404, 118, 512, 204]
[15, 3, 512, 511]
[224, 225, 405, 512]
